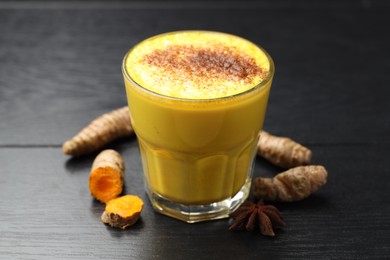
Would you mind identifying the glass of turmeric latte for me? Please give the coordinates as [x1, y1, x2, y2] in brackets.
[122, 31, 274, 222]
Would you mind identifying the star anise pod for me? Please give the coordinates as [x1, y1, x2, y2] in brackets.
[229, 199, 286, 236]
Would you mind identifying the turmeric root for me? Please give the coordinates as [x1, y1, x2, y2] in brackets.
[63, 106, 133, 156]
[89, 149, 125, 203]
[253, 165, 328, 202]
[101, 195, 144, 229]
[257, 131, 312, 169]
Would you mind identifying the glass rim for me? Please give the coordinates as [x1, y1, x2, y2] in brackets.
[122, 30, 275, 103]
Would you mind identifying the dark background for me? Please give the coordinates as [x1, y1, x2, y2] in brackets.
[1, 0, 390, 259]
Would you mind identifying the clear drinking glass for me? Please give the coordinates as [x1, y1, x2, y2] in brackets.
[122, 31, 274, 223]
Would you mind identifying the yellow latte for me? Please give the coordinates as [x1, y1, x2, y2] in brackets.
[125, 31, 270, 99]
[123, 31, 273, 220]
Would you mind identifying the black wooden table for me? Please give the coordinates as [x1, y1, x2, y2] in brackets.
[1, 0, 390, 259]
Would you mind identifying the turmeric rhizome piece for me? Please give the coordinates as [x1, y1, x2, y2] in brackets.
[101, 195, 144, 229]
[89, 149, 125, 203]
[63, 107, 133, 156]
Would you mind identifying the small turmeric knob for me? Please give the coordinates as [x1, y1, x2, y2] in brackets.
[257, 131, 312, 169]
[253, 165, 328, 202]
[101, 195, 144, 229]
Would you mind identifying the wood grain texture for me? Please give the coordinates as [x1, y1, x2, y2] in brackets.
[0, 5, 389, 145]
[1, 145, 389, 259]
[0, 1, 390, 259]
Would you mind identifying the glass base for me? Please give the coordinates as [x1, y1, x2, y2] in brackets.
[146, 178, 251, 223]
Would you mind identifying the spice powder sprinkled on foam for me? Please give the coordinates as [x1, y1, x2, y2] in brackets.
[126, 31, 270, 99]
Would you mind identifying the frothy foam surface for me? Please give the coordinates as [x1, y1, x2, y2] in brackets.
[125, 31, 270, 99]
